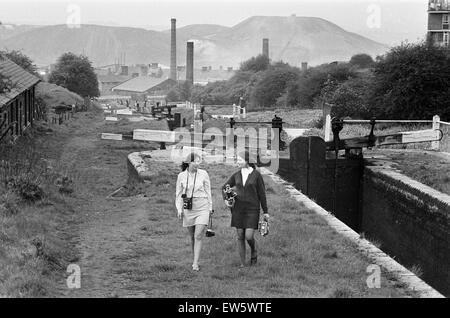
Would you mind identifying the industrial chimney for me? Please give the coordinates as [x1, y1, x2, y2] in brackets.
[186, 41, 194, 85]
[301, 62, 308, 71]
[262, 38, 269, 58]
[170, 18, 177, 80]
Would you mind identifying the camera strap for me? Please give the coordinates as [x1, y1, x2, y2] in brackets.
[185, 170, 198, 199]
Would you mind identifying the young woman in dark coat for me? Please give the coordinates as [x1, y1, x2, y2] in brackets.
[222, 151, 270, 267]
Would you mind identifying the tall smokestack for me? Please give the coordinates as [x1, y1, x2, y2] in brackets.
[301, 62, 308, 71]
[170, 18, 177, 80]
[186, 41, 194, 85]
[262, 38, 269, 58]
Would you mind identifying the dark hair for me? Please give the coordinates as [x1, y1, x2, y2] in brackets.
[241, 150, 257, 169]
[181, 153, 201, 171]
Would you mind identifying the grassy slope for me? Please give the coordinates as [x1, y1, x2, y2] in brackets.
[36, 82, 84, 108]
[0, 123, 82, 297]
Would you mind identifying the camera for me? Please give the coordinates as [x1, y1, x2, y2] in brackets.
[223, 184, 237, 208]
[258, 220, 269, 237]
[182, 194, 193, 210]
[206, 210, 215, 237]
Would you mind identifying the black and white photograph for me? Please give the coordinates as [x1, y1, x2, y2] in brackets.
[0, 0, 449, 303]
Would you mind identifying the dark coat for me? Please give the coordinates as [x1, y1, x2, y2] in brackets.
[222, 169, 268, 229]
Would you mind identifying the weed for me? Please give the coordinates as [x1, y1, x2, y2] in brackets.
[329, 287, 354, 298]
[0, 192, 20, 216]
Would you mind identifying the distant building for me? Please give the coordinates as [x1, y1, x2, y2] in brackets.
[111, 76, 177, 101]
[176, 68, 234, 85]
[0, 54, 41, 142]
[97, 74, 132, 96]
[428, 0, 450, 47]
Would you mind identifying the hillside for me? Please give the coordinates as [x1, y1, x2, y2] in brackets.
[162, 24, 231, 40]
[1, 16, 388, 68]
[0, 24, 40, 41]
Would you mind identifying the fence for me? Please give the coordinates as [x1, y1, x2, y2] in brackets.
[324, 114, 449, 152]
[437, 118, 450, 152]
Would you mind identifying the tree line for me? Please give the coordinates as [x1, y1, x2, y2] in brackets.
[3, 40, 450, 120]
[170, 41, 450, 120]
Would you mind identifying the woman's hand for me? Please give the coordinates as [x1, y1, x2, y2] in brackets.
[224, 200, 233, 208]
[263, 213, 270, 221]
[177, 210, 184, 220]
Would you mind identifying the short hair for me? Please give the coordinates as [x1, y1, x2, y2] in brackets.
[181, 152, 201, 171]
[240, 150, 257, 168]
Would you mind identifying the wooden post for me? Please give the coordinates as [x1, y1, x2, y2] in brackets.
[432, 115, 440, 151]
[324, 114, 332, 142]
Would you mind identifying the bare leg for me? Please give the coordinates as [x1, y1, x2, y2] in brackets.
[187, 226, 195, 256]
[193, 224, 207, 269]
[245, 229, 257, 262]
[236, 228, 246, 267]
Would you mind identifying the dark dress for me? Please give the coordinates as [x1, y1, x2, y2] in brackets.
[222, 169, 268, 229]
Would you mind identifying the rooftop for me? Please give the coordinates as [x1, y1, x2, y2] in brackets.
[0, 54, 40, 107]
[111, 76, 175, 93]
[98, 74, 132, 83]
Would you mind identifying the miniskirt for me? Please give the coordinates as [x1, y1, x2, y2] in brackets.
[231, 200, 260, 229]
[183, 197, 210, 227]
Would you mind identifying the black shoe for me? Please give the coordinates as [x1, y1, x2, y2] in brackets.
[250, 256, 257, 265]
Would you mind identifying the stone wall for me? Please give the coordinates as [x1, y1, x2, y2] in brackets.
[362, 165, 450, 296]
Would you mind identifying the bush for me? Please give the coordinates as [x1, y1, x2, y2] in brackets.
[7, 174, 44, 202]
[49, 52, 99, 98]
[240, 55, 270, 73]
[349, 53, 375, 69]
[370, 41, 450, 120]
[251, 67, 299, 108]
[287, 63, 356, 109]
[330, 74, 374, 119]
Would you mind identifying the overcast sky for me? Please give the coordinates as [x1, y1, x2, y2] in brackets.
[0, 0, 429, 45]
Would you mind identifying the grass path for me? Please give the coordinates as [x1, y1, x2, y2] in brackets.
[44, 110, 417, 298]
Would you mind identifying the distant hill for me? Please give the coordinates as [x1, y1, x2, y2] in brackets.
[1, 16, 388, 68]
[0, 24, 41, 41]
[162, 24, 231, 40]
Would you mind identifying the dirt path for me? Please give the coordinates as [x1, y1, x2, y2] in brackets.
[47, 111, 160, 297]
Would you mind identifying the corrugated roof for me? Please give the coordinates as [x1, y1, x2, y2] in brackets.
[112, 76, 175, 93]
[0, 54, 41, 107]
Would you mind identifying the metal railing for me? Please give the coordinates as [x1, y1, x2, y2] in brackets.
[323, 115, 447, 151]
